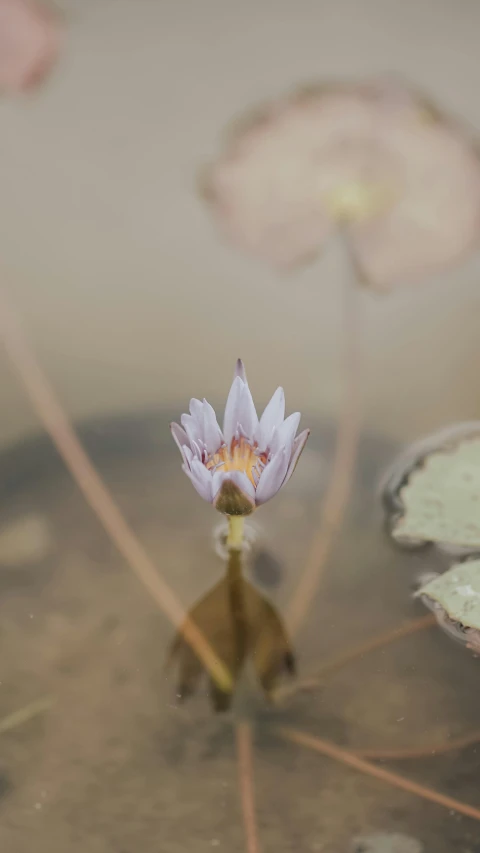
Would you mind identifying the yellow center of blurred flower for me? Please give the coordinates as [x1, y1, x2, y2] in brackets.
[206, 437, 267, 487]
[326, 180, 395, 223]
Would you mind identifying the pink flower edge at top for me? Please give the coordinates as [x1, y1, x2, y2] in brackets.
[170, 359, 310, 516]
[0, 0, 61, 94]
[203, 79, 480, 290]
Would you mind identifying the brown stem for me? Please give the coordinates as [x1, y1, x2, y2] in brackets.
[0, 696, 53, 735]
[278, 727, 480, 822]
[313, 613, 436, 679]
[272, 613, 435, 704]
[0, 289, 232, 694]
[287, 272, 361, 636]
[355, 729, 480, 761]
[236, 722, 262, 853]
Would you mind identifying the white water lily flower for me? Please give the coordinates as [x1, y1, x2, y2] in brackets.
[171, 360, 309, 515]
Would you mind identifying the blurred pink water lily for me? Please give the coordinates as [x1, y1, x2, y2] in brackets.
[0, 0, 61, 93]
[171, 360, 309, 515]
[203, 80, 480, 289]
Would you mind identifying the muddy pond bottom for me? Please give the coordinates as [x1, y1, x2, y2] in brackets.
[0, 411, 479, 853]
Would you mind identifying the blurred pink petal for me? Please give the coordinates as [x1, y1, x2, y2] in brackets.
[349, 115, 480, 288]
[205, 88, 376, 268]
[0, 0, 61, 93]
[204, 81, 480, 288]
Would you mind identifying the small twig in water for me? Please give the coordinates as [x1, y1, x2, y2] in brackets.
[287, 274, 361, 636]
[0, 289, 232, 694]
[0, 696, 53, 735]
[355, 729, 480, 761]
[236, 722, 261, 853]
[272, 613, 436, 704]
[278, 727, 480, 823]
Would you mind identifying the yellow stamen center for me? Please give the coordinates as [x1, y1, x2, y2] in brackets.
[206, 437, 267, 487]
[326, 179, 395, 223]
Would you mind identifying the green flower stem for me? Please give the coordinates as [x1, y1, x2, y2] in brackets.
[226, 514, 245, 551]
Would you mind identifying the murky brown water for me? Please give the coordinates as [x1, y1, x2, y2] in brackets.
[0, 411, 479, 852]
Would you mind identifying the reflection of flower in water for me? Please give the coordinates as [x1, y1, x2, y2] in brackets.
[204, 81, 480, 289]
[0, 0, 61, 93]
[168, 548, 295, 711]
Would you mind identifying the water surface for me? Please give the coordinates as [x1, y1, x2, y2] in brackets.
[0, 412, 478, 852]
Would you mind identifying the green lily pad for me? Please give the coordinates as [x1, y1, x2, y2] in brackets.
[416, 560, 480, 630]
[391, 435, 480, 549]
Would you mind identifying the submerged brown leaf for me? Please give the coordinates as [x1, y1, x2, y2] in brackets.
[168, 551, 295, 712]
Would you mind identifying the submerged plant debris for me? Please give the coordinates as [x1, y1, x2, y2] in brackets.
[168, 552, 295, 712]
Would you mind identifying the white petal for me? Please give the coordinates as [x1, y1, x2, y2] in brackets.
[234, 359, 247, 382]
[228, 470, 256, 502]
[202, 399, 223, 454]
[212, 469, 255, 502]
[190, 439, 204, 460]
[170, 422, 190, 462]
[238, 382, 258, 443]
[183, 445, 194, 468]
[255, 448, 290, 505]
[223, 375, 244, 445]
[212, 468, 228, 501]
[234, 423, 250, 441]
[256, 387, 285, 449]
[283, 429, 310, 486]
[271, 412, 301, 455]
[189, 398, 205, 443]
[212, 469, 256, 514]
[184, 458, 213, 502]
[189, 398, 204, 420]
[181, 412, 202, 448]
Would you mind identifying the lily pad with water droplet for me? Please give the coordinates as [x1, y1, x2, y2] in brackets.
[382, 423, 480, 551]
[416, 560, 480, 631]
